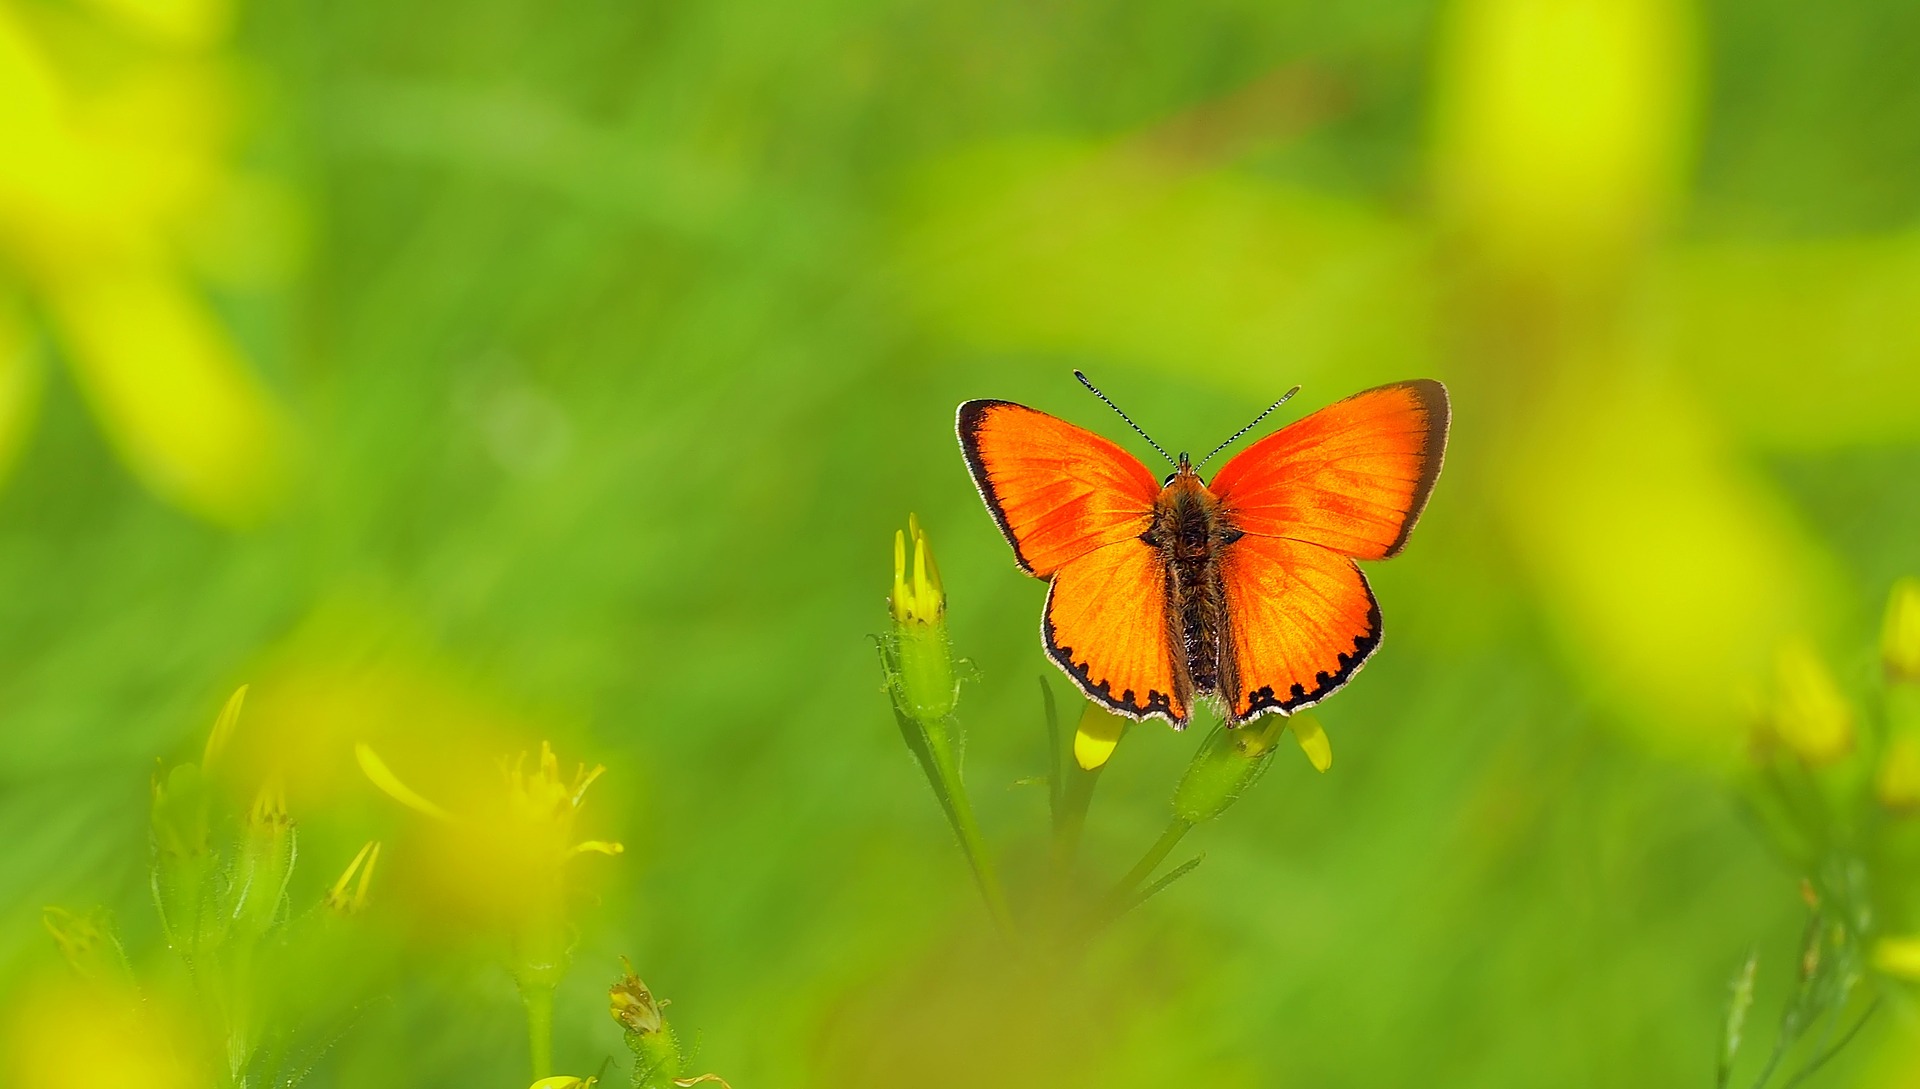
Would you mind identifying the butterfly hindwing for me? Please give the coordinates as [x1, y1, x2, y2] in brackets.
[1045, 539, 1185, 723]
[956, 400, 1160, 577]
[1219, 533, 1380, 721]
[1208, 380, 1449, 560]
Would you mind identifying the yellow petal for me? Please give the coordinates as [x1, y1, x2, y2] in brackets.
[326, 841, 380, 915]
[528, 1078, 595, 1089]
[44, 264, 292, 526]
[200, 684, 248, 769]
[1073, 704, 1127, 771]
[1874, 935, 1920, 980]
[1289, 714, 1333, 773]
[569, 840, 624, 858]
[354, 743, 455, 822]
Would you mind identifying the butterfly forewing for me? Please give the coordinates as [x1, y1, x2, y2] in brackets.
[1209, 380, 1448, 560]
[956, 400, 1159, 577]
[958, 399, 1183, 721]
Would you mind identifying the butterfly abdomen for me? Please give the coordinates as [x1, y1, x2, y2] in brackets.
[1147, 471, 1242, 715]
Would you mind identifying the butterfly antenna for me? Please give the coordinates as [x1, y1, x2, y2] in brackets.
[1198, 385, 1302, 467]
[1074, 370, 1176, 467]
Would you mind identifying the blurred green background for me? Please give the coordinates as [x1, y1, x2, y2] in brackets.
[4, 0, 1920, 1085]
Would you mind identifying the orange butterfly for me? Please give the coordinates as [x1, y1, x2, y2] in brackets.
[957, 374, 1449, 728]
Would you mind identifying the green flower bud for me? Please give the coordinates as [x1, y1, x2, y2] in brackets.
[612, 959, 684, 1089]
[149, 760, 219, 954]
[231, 781, 296, 935]
[884, 515, 956, 722]
[1173, 715, 1290, 824]
[41, 907, 132, 983]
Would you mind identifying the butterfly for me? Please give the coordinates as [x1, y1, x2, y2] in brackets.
[957, 374, 1449, 728]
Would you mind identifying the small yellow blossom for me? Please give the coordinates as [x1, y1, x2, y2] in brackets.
[1289, 713, 1333, 773]
[506, 743, 624, 859]
[1881, 727, 1920, 812]
[1873, 935, 1920, 980]
[1073, 704, 1127, 770]
[528, 1078, 595, 1089]
[1885, 578, 1920, 683]
[890, 513, 945, 624]
[1770, 641, 1855, 766]
[354, 739, 624, 922]
[0, 0, 294, 522]
[3, 976, 208, 1089]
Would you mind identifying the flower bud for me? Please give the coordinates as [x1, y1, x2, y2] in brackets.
[612, 958, 683, 1089]
[1884, 578, 1920, 684]
[609, 957, 667, 1036]
[1770, 641, 1854, 766]
[231, 780, 295, 935]
[1172, 715, 1291, 824]
[40, 907, 132, 983]
[884, 515, 956, 722]
[1877, 729, 1920, 812]
[149, 761, 218, 953]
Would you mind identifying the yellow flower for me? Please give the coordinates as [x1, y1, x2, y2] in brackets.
[353, 739, 623, 927]
[0, 0, 294, 523]
[3, 976, 209, 1089]
[356, 739, 625, 859]
[1770, 641, 1854, 766]
[1879, 730, 1920, 812]
[528, 1078, 596, 1089]
[1072, 704, 1127, 771]
[1873, 935, 1920, 980]
[1885, 578, 1920, 684]
[505, 743, 625, 860]
[890, 513, 945, 624]
[1287, 713, 1334, 773]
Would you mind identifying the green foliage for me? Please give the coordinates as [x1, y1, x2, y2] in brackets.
[3, 0, 1920, 1085]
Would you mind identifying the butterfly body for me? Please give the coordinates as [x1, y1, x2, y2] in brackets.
[1142, 455, 1236, 712]
[958, 380, 1448, 729]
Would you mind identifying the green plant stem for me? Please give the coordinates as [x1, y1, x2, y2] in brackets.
[922, 724, 1014, 935]
[1052, 760, 1105, 873]
[1111, 818, 1193, 904]
[524, 982, 554, 1080]
[1779, 999, 1880, 1089]
[1097, 854, 1206, 930]
[1040, 678, 1063, 826]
